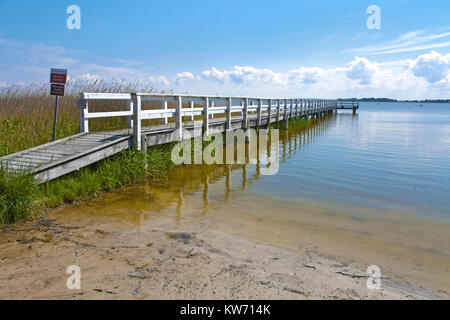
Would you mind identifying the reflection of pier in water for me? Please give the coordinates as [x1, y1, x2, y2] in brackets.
[335, 111, 359, 130]
[138, 115, 334, 223]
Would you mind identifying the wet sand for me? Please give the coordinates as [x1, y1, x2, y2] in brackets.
[0, 191, 448, 300]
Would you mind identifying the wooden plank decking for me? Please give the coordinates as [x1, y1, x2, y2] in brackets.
[0, 131, 132, 182]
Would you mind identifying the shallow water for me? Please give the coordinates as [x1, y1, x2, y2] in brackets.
[55, 102, 450, 292]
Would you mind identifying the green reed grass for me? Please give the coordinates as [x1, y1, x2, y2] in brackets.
[0, 80, 159, 157]
[0, 167, 39, 224]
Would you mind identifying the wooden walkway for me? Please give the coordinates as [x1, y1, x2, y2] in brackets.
[0, 93, 338, 183]
[336, 99, 359, 113]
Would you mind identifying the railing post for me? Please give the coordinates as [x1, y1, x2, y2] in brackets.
[226, 97, 232, 130]
[309, 99, 312, 117]
[299, 99, 302, 117]
[257, 99, 262, 127]
[284, 99, 288, 119]
[283, 99, 289, 129]
[288, 99, 292, 119]
[78, 98, 89, 133]
[127, 99, 134, 130]
[189, 100, 195, 122]
[132, 93, 142, 151]
[203, 97, 209, 136]
[210, 99, 215, 119]
[163, 100, 168, 125]
[243, 98, 249, 129]
[295, 99, 299, 118]
[276, 99, 281, 123]
[267, 99, 272, 128]
[176, 96, 183, 141]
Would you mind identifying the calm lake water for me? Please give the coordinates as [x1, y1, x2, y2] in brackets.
[255, 102, 450, 223]
[57, 102, 450, 292]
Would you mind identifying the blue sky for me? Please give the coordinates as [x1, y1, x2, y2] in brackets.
[1, 0, 450, 98]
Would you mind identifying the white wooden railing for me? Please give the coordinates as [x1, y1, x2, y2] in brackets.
[78, 93, 338, 150]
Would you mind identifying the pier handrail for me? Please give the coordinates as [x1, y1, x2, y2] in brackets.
[78, 93, 338, 150]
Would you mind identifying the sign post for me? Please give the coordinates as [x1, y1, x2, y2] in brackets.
[50, 68, 67, 141]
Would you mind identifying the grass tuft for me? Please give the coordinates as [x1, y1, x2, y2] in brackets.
[0, 168, 39, 224]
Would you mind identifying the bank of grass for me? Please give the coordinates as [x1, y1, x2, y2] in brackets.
[0, 144, 176, 224]
[0, 168, 40, 224]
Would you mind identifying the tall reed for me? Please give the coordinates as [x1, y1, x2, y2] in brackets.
[0, 80, 159, 156]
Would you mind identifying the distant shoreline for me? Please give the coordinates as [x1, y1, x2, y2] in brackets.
[339, 98, 450, 103]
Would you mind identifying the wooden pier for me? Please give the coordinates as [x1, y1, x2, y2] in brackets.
[0, 94, 338, 183]
[336, 99, 359, 114]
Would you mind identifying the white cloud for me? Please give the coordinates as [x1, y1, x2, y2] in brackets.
[149, 75, 171, 86]
[343, 57, 377, 84]
[408, 51, 450, 83]
[202, 66, 287, 85]
[69, 73, 101, 82]
[202, 58, 384, 88]
[174, 72, 195, 85]
[0, 37, 149, 81]
[346, 30, 450, 55]
[195, 52, 450, 99]
[288, 67, 324, 85]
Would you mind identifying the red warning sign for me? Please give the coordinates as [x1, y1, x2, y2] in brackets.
[50, 68, 68, 85]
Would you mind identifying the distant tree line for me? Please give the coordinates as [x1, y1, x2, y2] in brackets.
[337, 98, 449, 103]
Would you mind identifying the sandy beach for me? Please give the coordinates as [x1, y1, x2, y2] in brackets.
[0, 202, 447, 300]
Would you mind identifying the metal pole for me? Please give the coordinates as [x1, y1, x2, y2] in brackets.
[52, 96, 59, 141]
